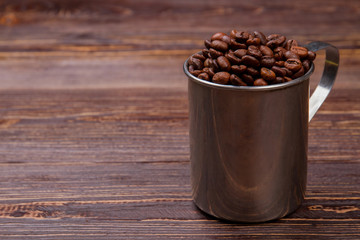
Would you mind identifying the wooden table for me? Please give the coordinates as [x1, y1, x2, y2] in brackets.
[0, 0, 359, 239]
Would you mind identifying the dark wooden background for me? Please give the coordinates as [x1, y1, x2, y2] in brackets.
[0, 0, 359, 239]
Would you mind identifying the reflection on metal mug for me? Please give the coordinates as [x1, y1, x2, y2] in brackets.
[183, 42, 339, 222]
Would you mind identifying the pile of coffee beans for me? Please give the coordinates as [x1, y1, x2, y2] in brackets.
[187, 30, 316, 86]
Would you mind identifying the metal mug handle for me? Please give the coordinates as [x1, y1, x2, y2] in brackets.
[305, 41, 339, 121]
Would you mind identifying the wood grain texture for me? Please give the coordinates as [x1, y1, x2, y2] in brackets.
[0, 0, 359, 239]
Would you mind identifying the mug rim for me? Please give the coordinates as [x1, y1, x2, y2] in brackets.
[183, 53, 314, 91]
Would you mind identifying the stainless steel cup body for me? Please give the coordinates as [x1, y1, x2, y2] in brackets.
[184, 42, 339, 222]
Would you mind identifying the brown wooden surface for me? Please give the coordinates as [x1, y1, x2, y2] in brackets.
[0, 0, 359, 239]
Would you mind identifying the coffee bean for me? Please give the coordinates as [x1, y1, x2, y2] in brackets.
[284, 58, 302, 72]
[202, 49, 210, 58]
[291, 46, 308, 59]
[193, 53, 206, 61]
[247, 45, 262, 59]
[266, 34, 286, 48]
[209, 58, 220, 72]
[204, 40, 211, 49]
[212, 72, 230, 84]
[253, 31, 267, 45]
[189, 56, 203, 70]
[284, 76, 293, 82]
[191, 29, 317, 86]
[284, 39, 298, 50]
[204, 58, 212, 68]
[230, 38, 247, 50]
[230, 74, 247, 86]
[292, 66, 305, 79]
[234, 49, 247, 58]
[274, 77, 285, 84]
[211, 40, 229, 52]
[260, 45, 274, 57]
[302, 60, 311, 73]
[225, 52, 242, 65]
[242, 55, 260, 67]
[284, 50, 300, 59]
[273, 47, 287, 61]
[211, 32, 231, 45]
[203, 67, 215, 78]
[209, 48, 223, 58]
[231, 65, 247, 75]
[254, 78, 268, 86]
[217, 56, 231, 71]
[235, 31, 250, 42]
[282, 67, 293, 77]
[274, 61, 285, 67]
[198, 72, 210, 81]
[260, 67, 276, 82]
[307, 51, 316, 61]
[241, 74, 254, 85]
[271, 66, 286, 77]
[247, 67, 259, 77]
[246, 36, 261, 46]
[260, 56, 276, 68]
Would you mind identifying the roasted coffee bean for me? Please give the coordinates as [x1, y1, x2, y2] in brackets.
[282, 67, 293, 77]
[211, 58, 221, 72]
[235, 31, 250, 42]
[260, 56, 276, 68]
[209, 48, 223, 58]
[231, 65, 247, 75]
[211, 40, 229, 52]
[202, 49, 210, 58]
[284, 50, 300, 60]
[246, 36, 261, 46]
[253, 31, 267, 45]
[284, 76, 293, 82]
[188, 56, 203, 70]
[204, 58, 212, 68]
[274, 77, 285, 84]
[271, 66, 286, 77]
[260, 68, 276, 82]
[230, 38, 247, 50]
[230, 74, 247, 86]
[266, 34, 286, 48]
[241, 74, 254, 85]
[242, 55, 260, 67]
[260, 45, 274, 57]
[193, 53, 206, 61]
[225, 52, 242, 65]
[247, 45, 262, 59]
[284, 58, 302, 72]
[202, 67, 215, 78]
[302, 59, 311, 73]
[217, 56, 231, 71]
[211, 32, 231, 44]
[212, 72, 230, 84]
[190, 29, 317, 86]
[274, 61, 285, 67]
[307, 51, 316, 61]
[291, 46, 308, 59]
[273, 47, 287, 61]
[234, 49, 248, 58]
[292, 66, 305, 79]
[189, 69, 203, 77]
[198, 72, 210, 81]
[284, 39, 298, 50]
[247, 67, 259, 77]
[204, 40, 211, 49]
[254, 78, 268, 86]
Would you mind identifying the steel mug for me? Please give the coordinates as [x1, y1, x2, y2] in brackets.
[183, 42, 339, 222]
